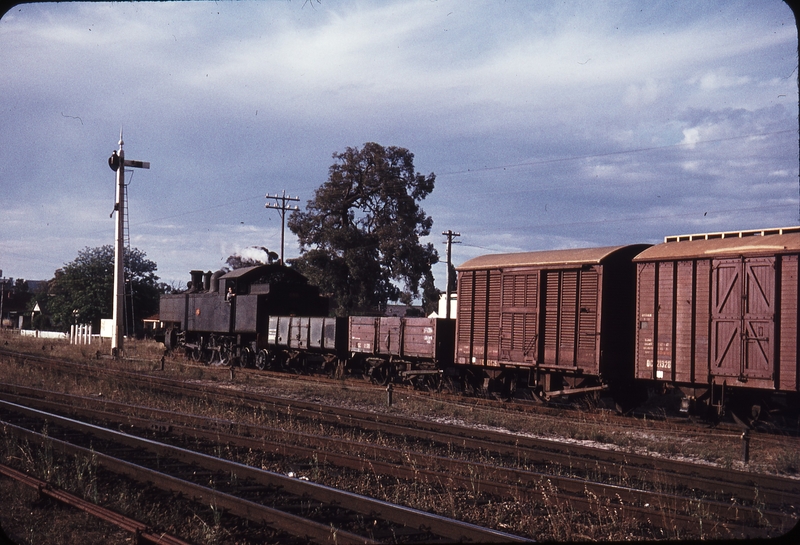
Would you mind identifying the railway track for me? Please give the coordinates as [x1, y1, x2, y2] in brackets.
[0, 462, 191, 545]
[1, 347, 799, 540]
[3, 346, 797, 441]
[0, 383, 796, 538]
[0, 398, 527, 544]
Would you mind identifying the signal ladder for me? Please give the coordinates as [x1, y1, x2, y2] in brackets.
[122, 177, 135, 339]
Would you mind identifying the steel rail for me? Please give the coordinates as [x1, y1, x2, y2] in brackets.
[1, 356, 797, 499]
[1, 353, 797, 500]
[0, 420, 371, 545]
[0, 399, 530, 544]
[2, 352, 798, 535]
[0, 462, 192, 545]
[3, 346, 798, 441]
[0, 387, 792, 536]
[129, 374, 800, 498]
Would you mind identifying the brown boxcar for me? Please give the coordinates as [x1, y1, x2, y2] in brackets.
[456, 244, 649, 397]
[633, 226, 800, 413]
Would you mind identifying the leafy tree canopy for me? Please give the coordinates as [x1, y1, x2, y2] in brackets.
[47, 245, 168, 332]
[288, 142, 440, 315]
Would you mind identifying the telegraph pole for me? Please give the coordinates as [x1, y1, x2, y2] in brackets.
[0, 272, 7, 329]
[265, 190, 299, 265]
[108, 131, 149, 358]
[442, 230, 460, 319]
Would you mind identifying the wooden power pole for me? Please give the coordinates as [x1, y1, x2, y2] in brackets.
[442, 230, 460, 319]
[265, 190, 300, 265]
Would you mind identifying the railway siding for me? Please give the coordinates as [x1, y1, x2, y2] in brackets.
[0, 398, 529, 544]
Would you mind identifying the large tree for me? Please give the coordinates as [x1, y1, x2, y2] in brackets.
[288, 142, 440, 315]
[48, 245, 167, 332]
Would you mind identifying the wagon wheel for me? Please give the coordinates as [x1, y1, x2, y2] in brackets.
[215, 345, 230, 366]
[441, 375, 462, 394]
[328, 359, 345, 380]
[239, 346, 254, 368]
[462, 369, 480, 395]
[270, 352, 288, 371]
[165, 328, 178, 351]
[415, 373, 442, 392]
[255, 349, 269, 371]
[369, 362, 391, 386]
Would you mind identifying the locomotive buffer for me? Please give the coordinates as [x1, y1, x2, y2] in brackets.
[108, 131, 149, 357]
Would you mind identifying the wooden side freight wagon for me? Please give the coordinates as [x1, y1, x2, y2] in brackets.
[455, 244, 649, 399]
[633, 226, 800, 415]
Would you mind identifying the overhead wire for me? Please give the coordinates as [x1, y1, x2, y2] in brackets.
[435, 128, 796, 178]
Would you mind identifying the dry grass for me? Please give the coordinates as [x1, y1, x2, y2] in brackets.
[0, 330, 797, 542]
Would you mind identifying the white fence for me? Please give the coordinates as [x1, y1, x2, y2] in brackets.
[70, 324, 93, 345]
[20, 326, 96, 344]
[19, 329, 68, 340]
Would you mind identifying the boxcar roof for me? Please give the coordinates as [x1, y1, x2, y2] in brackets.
[457, 245, 647, 271]
[634, 228, 800, 262]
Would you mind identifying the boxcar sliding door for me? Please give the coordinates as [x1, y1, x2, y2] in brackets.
[541, 268, 599, 370]
[499, 271, 539, 364]
[711, 257, 775, 382]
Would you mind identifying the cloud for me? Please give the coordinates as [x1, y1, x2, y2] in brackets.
[0, 0, 796, 288]
[694, 71, 752, 91]
[681, 127, 701, 147]
[623, 79, 662, 108]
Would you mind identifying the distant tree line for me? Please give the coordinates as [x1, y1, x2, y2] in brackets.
[6, 245, 171, 335]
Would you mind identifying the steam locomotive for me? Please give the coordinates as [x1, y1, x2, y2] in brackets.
[160, 226, 800, 418]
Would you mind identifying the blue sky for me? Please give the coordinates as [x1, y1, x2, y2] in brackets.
[1, 0, 797, 292]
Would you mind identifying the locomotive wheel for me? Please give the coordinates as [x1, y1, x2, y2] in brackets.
[255, 349, 269, 371]
[191, 346, 203, 362]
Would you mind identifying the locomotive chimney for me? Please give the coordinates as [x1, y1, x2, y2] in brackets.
[203, 271, 212, 292]
[189, 270, 204, 293]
